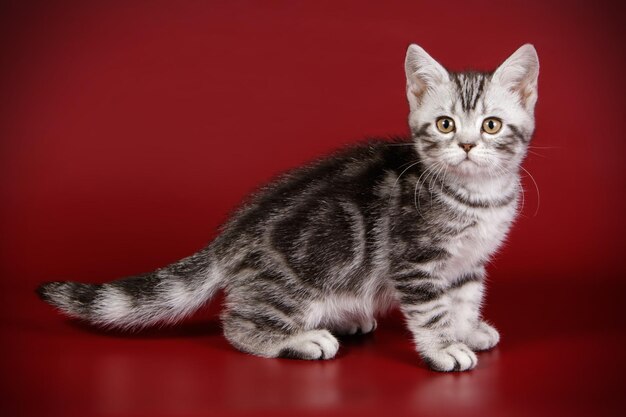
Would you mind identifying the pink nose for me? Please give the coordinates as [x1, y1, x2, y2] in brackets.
[459, 143, 476, 153]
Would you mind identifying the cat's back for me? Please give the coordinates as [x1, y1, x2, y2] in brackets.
[212, 138, 417, 254]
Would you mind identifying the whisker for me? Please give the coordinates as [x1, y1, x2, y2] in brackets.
[519, 165, 540, 217]
[438, 162, 450, 197]
[429, 163, 446, 202]
[527, 149, 547, 158]
[414, 165, 434, 218]
[388, 159, 421, 205]
[517, 177, 526, 217]
[384, 142, 419, 147]
[527, 146, 560, 150]
[486, 160, 517, 210]
[397, 159, 420, 170]
[425, 162, 445, 210]
[414, 162, 441, 220]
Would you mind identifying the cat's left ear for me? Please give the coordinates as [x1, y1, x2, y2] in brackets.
[492, 44, 540, 112]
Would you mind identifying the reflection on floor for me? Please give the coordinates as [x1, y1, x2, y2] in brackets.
[2, 277, 624, 416]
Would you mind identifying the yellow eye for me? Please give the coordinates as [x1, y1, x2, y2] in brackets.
[436, 117, 455, 133]
[482, 118, 502, 134]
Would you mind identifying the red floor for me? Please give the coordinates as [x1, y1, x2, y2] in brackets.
[2, 277, 625, 416]
[1, 1, 625, 416]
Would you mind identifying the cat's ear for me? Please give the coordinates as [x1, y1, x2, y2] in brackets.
[492, 44, 539, 112]
[405, 44, 449, 104]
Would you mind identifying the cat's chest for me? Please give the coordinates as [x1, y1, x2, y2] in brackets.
[437, 206, 516, 280]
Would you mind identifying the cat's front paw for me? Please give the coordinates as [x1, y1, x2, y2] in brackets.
[422, 343, 477, 372]
[462, 321, 500, 351]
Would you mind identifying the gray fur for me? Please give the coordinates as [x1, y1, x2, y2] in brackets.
[38, 44, 539, 372]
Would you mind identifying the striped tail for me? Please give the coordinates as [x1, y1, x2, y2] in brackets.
[36, 249, 222, 329]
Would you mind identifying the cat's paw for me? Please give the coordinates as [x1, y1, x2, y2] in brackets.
[462, 321, 500, 351]
[278, 329, 339, 360]
[333, 318, 377, 335]
[422, 343, 477, 372]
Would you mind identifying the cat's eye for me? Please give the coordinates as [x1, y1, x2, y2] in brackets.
[436, 117, 455, 134]
[482, 118, 502, 134]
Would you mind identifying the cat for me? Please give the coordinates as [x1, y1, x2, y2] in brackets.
[37, 44, 539, 372]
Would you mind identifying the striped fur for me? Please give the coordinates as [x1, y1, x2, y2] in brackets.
[38, 44, 539, 372]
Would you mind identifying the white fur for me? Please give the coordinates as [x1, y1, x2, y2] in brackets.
[304, 283, 395, 332]
[405, 44, 538, 181]
[95, 286, 132, 324]
[424, 343, 477, 372]
[399, 44, 538, 370]
[449, 280, 483, 339]
[438, 203, 517, 281]
[306, 294, 374, 330]
[94, 263, 223, 328]
[492, 44, 539, 112]
[405, 44, 450, 104]
[278, 329, 339, 360]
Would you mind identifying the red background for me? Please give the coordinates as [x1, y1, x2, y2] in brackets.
[1, 1, 624, 416]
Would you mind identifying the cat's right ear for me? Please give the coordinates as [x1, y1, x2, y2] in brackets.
[405, 44, 449, 104]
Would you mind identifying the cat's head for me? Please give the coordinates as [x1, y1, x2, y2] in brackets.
[405, 44, 539, 181]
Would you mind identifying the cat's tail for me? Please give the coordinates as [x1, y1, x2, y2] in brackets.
[36, 248, 222, 329]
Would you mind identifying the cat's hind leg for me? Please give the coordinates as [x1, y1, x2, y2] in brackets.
[222, 308, 339, 360]
[275, 329, 339, 360]
[330, 317, 377, 335]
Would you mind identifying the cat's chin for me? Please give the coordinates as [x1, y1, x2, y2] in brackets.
[447, 159, 485, 176]
[446, 160, 517, 185]
[445, 159, 509, 182]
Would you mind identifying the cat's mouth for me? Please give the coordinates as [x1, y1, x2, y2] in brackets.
[455, 158, 479, 167]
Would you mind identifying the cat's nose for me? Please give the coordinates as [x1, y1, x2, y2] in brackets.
[459, 143, 476, 153]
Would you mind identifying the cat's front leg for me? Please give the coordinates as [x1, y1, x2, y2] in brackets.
[394, 271, 477, 372]
[449, 268, 500, 351]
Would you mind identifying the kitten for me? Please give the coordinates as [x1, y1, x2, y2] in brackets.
[38, 44, 539, 372]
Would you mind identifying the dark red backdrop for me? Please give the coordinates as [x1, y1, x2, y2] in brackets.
[1, 1, 624, 416]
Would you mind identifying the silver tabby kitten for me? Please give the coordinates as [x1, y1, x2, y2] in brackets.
[38, 44, 539, 372]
